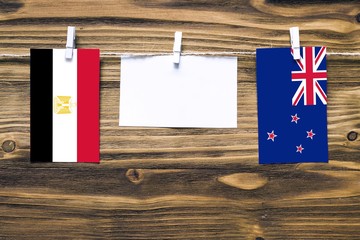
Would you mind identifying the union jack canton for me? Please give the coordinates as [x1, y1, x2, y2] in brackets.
[291, 47, 327, 106]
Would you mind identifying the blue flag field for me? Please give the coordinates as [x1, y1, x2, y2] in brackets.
[256, 47, 328, 164]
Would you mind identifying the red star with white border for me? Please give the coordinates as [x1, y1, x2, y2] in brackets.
[296, 144, 304, 154]
[291, 113, 300, 124]
[306, 129, 315, 140]
[267, 130, 277, 142]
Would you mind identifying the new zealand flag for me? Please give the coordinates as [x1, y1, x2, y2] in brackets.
[256, 47, 328, 164]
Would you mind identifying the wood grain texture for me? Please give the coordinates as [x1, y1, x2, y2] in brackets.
[0, 0, 359, 239]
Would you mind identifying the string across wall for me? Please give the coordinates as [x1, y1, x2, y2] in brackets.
[0, 51, 360, 58]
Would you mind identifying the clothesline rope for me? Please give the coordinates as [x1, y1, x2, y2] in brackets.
[0, 51, 360, 58]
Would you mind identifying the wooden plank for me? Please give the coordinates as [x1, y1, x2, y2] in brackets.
[0, 166, 360, 239]
[0, 0, 359, 239]
[0, 1, 359, 54]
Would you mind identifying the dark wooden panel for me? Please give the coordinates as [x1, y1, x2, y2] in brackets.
[0, 0, 359, 239]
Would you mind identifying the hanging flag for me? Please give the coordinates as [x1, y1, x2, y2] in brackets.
[256, 47, 328, 164]
[30, 49, 100, 163]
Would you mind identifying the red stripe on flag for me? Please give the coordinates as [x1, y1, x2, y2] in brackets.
[304, 47, 314, 105]
[296, 58, 304, 70]
[293, 87, 304, 106]
[290, 48, 304, 70]
[316, 81, 327, 102]
[315, 47, 325, 65]
[77, 49, 100, 163]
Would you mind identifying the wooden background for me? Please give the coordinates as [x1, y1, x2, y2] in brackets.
[0, 0, 360, 239]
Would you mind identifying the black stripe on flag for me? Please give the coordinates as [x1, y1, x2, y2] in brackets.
[30, 49, 53, 162]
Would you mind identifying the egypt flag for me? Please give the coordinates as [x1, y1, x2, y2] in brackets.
[30, 49, 100, 163]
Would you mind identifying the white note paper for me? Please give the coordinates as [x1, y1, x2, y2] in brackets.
[119, 55, 237, 128]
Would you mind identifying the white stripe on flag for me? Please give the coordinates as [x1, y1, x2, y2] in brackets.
[52, 49, 77, 162]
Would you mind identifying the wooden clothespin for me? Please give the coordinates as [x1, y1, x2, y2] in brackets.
[173, 31, 182, 64]
[65, 26, 76, 59]
[290, 27, 300, 60]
